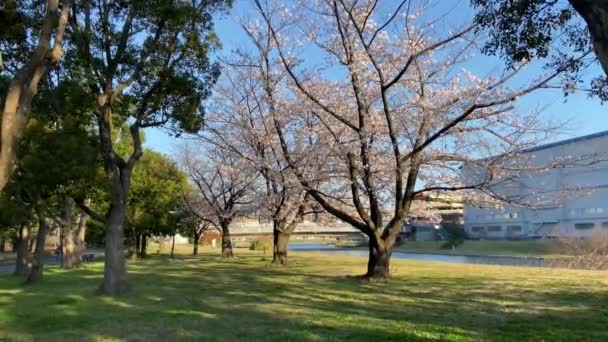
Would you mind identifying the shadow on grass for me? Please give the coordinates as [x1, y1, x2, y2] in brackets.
[0, 252, 607, 341]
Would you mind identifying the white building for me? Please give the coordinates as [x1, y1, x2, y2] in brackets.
[464, 131, 608, 239]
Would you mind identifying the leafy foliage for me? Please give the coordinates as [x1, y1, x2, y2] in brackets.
[128, 150, 186, 238]
[472, 0, 608, 100]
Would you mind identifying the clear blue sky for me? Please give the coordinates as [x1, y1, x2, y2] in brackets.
[144, 0, 608, 155]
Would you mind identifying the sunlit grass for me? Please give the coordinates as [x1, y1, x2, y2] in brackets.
[0, 247, 606, 341]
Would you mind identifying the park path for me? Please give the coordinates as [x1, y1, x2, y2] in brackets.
[0, 249, 104, 274]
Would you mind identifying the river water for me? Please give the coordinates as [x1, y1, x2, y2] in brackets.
[289, 243, 545, 267]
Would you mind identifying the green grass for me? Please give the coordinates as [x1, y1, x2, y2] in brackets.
[395, 240, 563, 258]
[1, 247, 607, 341]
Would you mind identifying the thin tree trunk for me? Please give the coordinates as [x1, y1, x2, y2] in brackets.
[170, 235, 176, 258]
[26, 199, 49, 284]
[75, 206, 89, 262]
[101, 203, 128, 295]
[61, 196, 78, 269]
[221, 221, 233, 258]
[140, 234, 147, 258]
[131, 234, 140, 260]
[14, 217, 32, 276]
[192, 232, 200, 255]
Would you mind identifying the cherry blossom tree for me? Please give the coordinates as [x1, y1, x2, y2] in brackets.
[204, 56, 324, 264]
[251, 0, 577, 278]
[177, 142, 255, 258]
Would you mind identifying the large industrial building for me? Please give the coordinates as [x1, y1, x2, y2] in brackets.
[464, 130, 608, 239]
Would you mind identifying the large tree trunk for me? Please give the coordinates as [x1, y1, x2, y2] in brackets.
[366, 239, 392, 279]
[570, 1, 608, 76]
[220, 221, 233, 258]
[14, 218, 32, 276]
[101, 202, 128, 295]
[95, 94, 142, 295]
[26, 200, 49, 284]
[61, 196, 79, 269]
[364, 223, 403, 279]
[74, 206, 89, 262]
[272, 228, 290, 265]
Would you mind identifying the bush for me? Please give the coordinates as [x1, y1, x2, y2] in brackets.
[441, 236, 465, 250]
[249, 238, 273, 252]
[549, 232, 608, 270]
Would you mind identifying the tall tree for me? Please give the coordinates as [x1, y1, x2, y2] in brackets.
[0, 0, 71, 190]
[12, 118, 97, 282]
[178, 143, 254, 258]
[67, 0, 229, 295]
[208, 61, 317, 265]
[127, 150, 186, 258]
[253, 0, 572, 278]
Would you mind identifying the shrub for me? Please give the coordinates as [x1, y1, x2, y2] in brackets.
[549, 232, 608, 270]
[441, 236, 465, 250]
[249, 238, 273, 252]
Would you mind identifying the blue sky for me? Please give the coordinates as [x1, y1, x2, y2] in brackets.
[144, 0, 608, 155]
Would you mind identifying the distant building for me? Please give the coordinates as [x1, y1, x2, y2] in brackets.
[463, 131, 608, 239]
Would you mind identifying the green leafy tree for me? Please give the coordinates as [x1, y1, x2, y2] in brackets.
[127, 150, 186, 258]
[11, 115, 98, 282]
[0, 191, 21, 253]
[0, 0, 71, 190]
[472, 0, 608, 100]
[66, 0, 230, 295]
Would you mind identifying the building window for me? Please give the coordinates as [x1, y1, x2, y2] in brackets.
[471, 226, 484, 233]
[574, 223, 595, 230]
[487, 226, 502, 232]
[507, 225, 522, 232]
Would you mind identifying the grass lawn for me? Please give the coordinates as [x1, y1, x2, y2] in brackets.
[394, 240, 563, 258]
[1, 247, 607, 341]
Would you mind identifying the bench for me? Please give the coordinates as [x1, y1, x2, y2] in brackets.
[81, 254, 95, 263]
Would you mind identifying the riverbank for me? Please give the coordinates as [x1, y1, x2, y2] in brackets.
[1, 248, 607, 341]
[393, 240, 563, 258]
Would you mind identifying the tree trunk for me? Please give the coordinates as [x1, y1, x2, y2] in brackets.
[170, 235, 176, 258]
[61, 196, 78, 269]
[131, 234, 140, 260]
[0, 0, 70, 191]
[26, 200, 49, 284]
[365, 238, 392, 279]
[570, 1, 608, 76]
[100, 203, 128, 295]
[139, 234, 148, 258]
[14, 218, 32, 276]
[220, 221, 233, 258]
[75, 205, 89, 262]
[272, 224, 291, 265]
[192, 233, 200, 255]
[95, 93, 142, 295]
